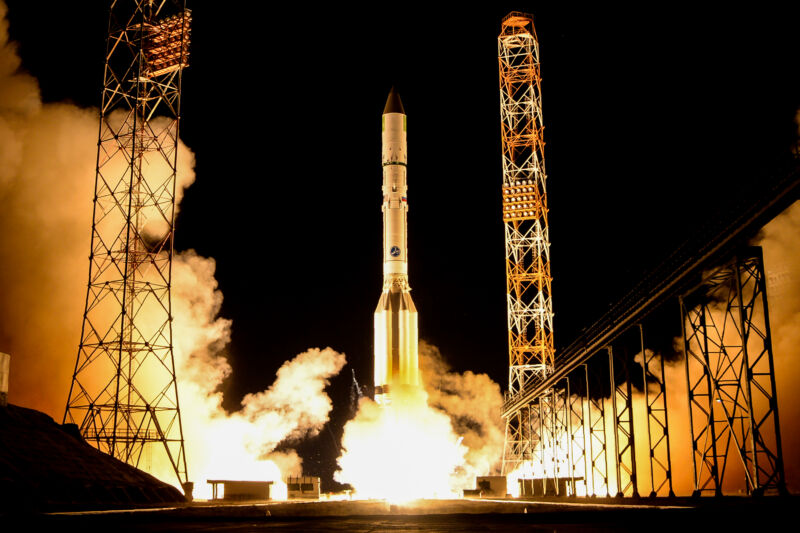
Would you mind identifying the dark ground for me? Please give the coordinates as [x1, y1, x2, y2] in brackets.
[6, 496, 795, 532]
[0, 404, 184, 513]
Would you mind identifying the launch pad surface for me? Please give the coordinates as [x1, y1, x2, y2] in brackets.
[25, 496, 796, 532]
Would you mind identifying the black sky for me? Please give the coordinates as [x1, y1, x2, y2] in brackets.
[5, 2, 800, 484]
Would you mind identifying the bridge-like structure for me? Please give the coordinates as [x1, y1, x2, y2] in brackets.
[502, 158, 799, 497]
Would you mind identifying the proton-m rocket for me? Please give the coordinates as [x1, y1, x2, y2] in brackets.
[374, 88, 421, 405]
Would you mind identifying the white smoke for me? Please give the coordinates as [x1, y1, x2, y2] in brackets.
[170, 251, 348, 493]
[0, 1, 100, 412]
[173, 255, 347, 493]
[419, 341, 504, 487]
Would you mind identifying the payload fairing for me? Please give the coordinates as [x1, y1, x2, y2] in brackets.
[374, 88, 421, 405]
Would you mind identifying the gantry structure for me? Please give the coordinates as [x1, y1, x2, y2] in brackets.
[64, 0, 192, 489]
[499, 159, 798, 496]
[498, 12, 556, 477]
[495, 11, 792, 498]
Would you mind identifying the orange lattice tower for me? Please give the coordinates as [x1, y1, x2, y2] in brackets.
[498, 12, 555, 476]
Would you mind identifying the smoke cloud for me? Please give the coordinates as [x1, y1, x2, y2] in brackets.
[0, 2, 347, 497]
[169, 250, 347, 495]
[419, 341, 504, 487]
[0, 1, 97, 414]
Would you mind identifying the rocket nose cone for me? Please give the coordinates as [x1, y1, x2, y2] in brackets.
[383, 87, 405, 114]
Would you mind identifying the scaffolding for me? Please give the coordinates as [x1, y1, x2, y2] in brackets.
[498, 12, 555, 476]
[681, 248, 786, 496]
[64, 0, 192, 489]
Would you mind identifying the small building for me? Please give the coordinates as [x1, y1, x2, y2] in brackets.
[207, 480, 273, 501]
[286, 476, 320, 500]
[464, 475, 508, 498]
[518, 476, 579, 496]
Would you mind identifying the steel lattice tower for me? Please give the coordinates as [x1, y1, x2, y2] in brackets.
[498, 12, 555, 476]
[64, 0, 191, 488]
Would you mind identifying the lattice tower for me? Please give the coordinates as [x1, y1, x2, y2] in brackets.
[64, 0, 192, 488]
[498, 12, 555, 475]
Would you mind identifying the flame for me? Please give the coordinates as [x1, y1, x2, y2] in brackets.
[336, 386, 466, 502]
[335, 342, 504, 502]
[503, 427, 580, 498]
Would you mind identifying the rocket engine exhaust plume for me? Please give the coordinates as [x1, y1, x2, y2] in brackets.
[336, 341, 504, 501]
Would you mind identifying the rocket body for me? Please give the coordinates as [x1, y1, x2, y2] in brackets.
[374, 89, 420, 405]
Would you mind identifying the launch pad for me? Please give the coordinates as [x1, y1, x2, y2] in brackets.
[31, 496, 797, 532]
[0, 0, 794, 518]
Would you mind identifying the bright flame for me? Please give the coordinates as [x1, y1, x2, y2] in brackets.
[336, 343, 504, 502]
[336, 387, 466, 502]
[505, 462, 534, 498]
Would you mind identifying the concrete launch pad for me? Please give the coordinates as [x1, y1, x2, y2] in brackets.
[19, 496, 797, 532]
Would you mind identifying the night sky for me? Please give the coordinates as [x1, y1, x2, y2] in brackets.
[5, 2, 800, 484]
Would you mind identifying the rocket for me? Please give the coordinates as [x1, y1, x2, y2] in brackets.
[374, 88, 421, 405]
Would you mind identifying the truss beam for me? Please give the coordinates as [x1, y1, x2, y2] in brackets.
[608, 346, 639, 497]
[681, 247, 786, 496]
[640, 324, 675, 497]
